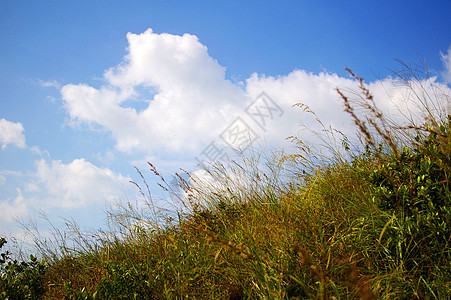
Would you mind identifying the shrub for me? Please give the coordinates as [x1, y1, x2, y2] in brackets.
[0, 238, 47, 300]
[370, 117, 451, 289]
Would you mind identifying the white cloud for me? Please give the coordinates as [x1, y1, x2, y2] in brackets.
[368, 77, 450, 126]
[0, 170, 22, 186]
[36, 79, 61, 89]
[61, 29, 451, 163]
[34, 158, 131, 208]
[244, 71, 358, 144]
[0, 119, 26, 150]
[0, 158, 132, 233]
[248, 69, 450, 148]
[440, 45, 451, 85]
[0, 189, 28, 223]
[61, 29, 246, 155]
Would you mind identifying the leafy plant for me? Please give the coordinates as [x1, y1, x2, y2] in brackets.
[370, 117, 451, 283]
[0, 238, 47, 300]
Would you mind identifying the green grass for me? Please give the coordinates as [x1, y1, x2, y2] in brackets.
[1, 66, 450, 299]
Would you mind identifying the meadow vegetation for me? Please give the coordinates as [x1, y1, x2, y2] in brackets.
[1, 65, 450, 299]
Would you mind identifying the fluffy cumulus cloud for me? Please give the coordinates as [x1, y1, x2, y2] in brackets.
[60, 29, 360, 157]
[61, 29, 451, 162]
[0, 119, 26, 150]
[61, 29, 246, 154]
[34, 158, 131, 209]
[0, 158, 131, 232]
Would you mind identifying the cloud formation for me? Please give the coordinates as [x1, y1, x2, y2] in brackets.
[61, 29, 246, 155]
[0, 189, 28, 223]
[0, 119, 26, 150]
[441, 45, 451, 85]
[0, 158, 132, 234]
[34, 158, 131, 208]
[35, 79, 61, 89]
[62, 30, 451, 163]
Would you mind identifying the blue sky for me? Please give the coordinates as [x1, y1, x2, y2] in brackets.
[1, 1, 450, 243]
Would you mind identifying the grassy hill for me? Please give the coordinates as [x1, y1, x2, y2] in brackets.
[1, 68, 450, 299]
